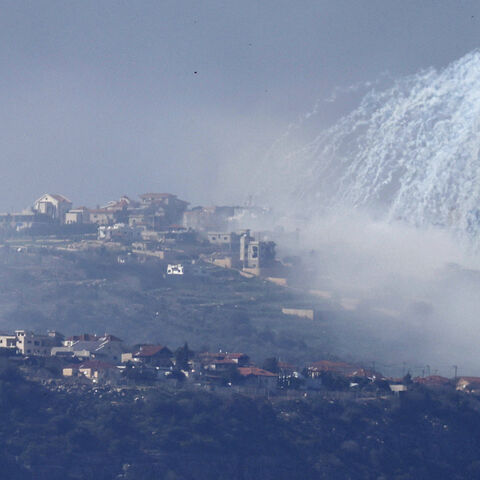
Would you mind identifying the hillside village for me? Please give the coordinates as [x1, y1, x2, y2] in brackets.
[0, 323, 479, 398]
[0, 191, 476, 397]
[0, 192, 292, 281]
[2, 192, 480, 480]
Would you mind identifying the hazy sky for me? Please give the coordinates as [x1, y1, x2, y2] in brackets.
[2, 0, 480, 211]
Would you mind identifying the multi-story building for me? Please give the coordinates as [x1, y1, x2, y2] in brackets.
[32, 194, 72, 223]
[15, 330, 64, 356]
[0, 333, 17, 350]
[240, 230, 276, 273]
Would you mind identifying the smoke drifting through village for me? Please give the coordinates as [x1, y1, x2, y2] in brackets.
[251, 50, 480, 375]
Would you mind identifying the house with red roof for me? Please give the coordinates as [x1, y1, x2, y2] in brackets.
[196, 352, 250, 372]
[456, 377, 480, 392]
[122, 345, 173, 368]
[414, 375, 452, 388]
[307, 360, 378, 379]
[238, 367, 278, 391]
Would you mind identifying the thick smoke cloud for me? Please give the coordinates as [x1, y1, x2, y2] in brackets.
[257, 51, 480, 376]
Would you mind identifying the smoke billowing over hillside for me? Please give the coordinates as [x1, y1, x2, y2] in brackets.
[253, 50, 480, 375]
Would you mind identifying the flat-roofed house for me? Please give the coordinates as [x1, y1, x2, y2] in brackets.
[87, 209, 116, 225]
[0, 333, 17, 350]
[63, 360, 120, 383]
[15, 330, 64, 356]
[65, 207, 89, 224]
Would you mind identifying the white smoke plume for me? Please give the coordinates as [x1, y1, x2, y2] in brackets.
[255, 49, 480, 246]
[254, 50, 480, 376]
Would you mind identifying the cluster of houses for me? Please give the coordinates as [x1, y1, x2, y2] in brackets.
[0, 329, 279, 390]
[0, 192, 270, 235]
[0, 191, 287, 279]
[0, 192, 188, 233]
[0, 328, 477, 395]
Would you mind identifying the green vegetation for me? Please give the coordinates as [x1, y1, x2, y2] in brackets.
[2, 360, 480, 479]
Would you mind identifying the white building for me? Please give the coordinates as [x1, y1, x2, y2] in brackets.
[52, 334, 127, 364]
[33, 193, 72, 223]
[15, 330, 63, 356]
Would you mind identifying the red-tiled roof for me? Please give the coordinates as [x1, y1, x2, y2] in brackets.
[458, 377, 480, 383]
[238, 367, 277, 377]
[278, 361, 295, 370]
[414, 375, 451, 386]
[134, 345, 171, 357]
[224, 353, 248, 359]
[211, 358, 237, 365]
[79, 360, 116, 370]
[50, 194, 72, 203]
[308, 360, 378, 378]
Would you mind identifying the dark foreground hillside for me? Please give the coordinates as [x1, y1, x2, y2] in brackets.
[2, 362, 480, 479]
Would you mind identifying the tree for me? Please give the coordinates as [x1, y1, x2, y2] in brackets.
[262, 357, 279, 374]
[174, 342, 193, 370]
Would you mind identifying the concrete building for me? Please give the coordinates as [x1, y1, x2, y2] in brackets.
[52, 334, 127, 364]
[240, 230, 276, 273]
[207, 232, 241, 251]
[98, 223, 143, 242]
[0, 333, 17, 350]
[183, 206, 235, 231]
[0, 212, 36, 231]
[87, 209, 116, 225]
[139, 193, 189, 227]
[64, 207, 90, 224]
[63, 360, 121, 383]
[33, 194, 72, 223]
[15, 330, 64, 356]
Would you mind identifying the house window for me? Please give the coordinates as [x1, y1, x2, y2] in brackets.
[27, 340, 32, 344]
[34, 341, 40, 346]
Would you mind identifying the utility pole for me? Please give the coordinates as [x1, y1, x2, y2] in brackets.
[453, 365, 458, 381]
